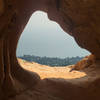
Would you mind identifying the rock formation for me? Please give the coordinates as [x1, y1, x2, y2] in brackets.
[0, 0, 100, 100]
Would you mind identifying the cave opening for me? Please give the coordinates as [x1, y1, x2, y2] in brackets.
[17, 11, 90, 67]
[1, 1, 100, 99]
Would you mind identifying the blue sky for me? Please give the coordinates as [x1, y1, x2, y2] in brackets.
[16, 11, 90, 58]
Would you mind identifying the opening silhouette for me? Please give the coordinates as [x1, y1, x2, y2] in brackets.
[17, 11, 90, 66]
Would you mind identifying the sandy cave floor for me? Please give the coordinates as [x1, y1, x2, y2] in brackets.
[18, 58, 100, 83]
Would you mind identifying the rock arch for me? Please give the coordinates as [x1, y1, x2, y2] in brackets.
[0, 0, 100, 100]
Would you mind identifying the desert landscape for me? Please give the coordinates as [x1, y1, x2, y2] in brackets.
[18, 58, 86, 80]
[18, 56, 100, 84]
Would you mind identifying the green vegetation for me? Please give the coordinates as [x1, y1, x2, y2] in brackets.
[18, 55, 83, 66]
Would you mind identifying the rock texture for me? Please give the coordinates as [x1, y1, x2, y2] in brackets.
[0, 0, 100, 100]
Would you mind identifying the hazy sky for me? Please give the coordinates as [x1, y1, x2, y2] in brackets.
[16, 11, 90, 58]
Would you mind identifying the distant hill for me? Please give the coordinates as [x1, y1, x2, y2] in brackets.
[18, 55, 83, 66]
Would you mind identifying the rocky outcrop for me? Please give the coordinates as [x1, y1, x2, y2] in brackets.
[0, 0, 100, 100]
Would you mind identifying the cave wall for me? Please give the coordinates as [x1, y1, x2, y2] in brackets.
[0, 0, 100, 100]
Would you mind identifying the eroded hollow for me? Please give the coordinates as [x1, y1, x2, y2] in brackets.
[17, 11, 90, 67]
[16, 11, 91, 80]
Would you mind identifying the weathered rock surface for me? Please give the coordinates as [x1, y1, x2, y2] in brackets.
[0, 0, 4, 16]
[0, 0, 100, 100]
